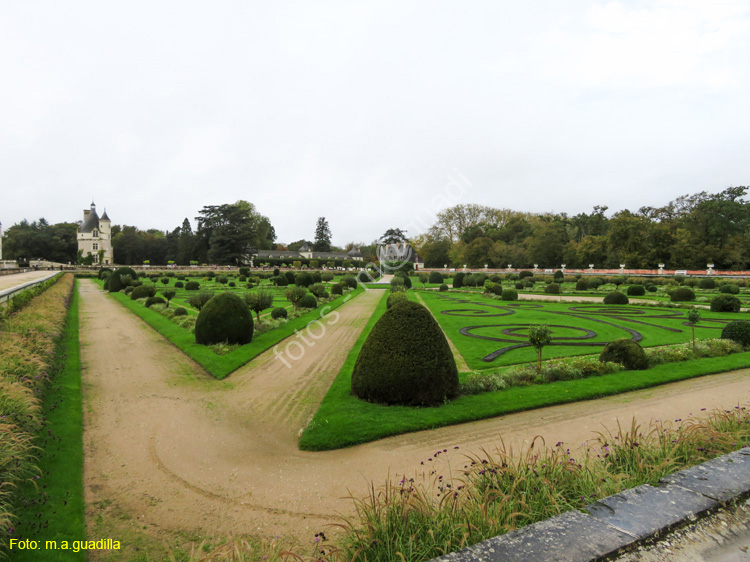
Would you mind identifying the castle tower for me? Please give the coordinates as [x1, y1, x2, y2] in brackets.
[77, 202, 114, 265]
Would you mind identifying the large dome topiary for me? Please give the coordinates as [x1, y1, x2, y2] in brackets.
[711, 294, 741, 313]
[604, 291, 629, 305]
[721, 321, 750, 347]
[670, 287, 695, 302]
[195, 292, 254, 345]
[351, 301, 458, 406]
[599, 338, 648, 370]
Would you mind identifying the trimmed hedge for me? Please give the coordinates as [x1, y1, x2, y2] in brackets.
[604, 291, 629, 305]
[195, 293, 253, 345]
[670, 287, 696, 302]
[271, 307, 288, 319]
[501, 289, 518, 301]
[599, 338, 648, 370]
[544, 283, 560, 295]
[626, 285, 645, 296]
[711, 294, 741, 313]
[298, 294, 318, 309]
[131, 284, 157, 300]
[428, 271, 444, 284]
[720, 284, 740, 294]
[351, 301, 458, 406]
[721, 321, 750, 347]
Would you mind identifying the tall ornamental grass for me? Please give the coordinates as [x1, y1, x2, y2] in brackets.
[0, 274, 73, 553]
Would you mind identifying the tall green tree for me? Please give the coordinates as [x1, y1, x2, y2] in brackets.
[2, 219, 77, 263]
[196, 201, 274, 265]
[313, 217, 332, 252]
[176, 218, 195, 265]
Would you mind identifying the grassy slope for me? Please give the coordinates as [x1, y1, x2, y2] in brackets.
[13, 284, 85, 561]
[300, 289, 750, 450]
[105, 282, 364, 379]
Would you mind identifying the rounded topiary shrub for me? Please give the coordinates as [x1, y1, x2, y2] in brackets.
[331, 283, 344, 296]
[145, 296, 166, 308]
[124, 286, 134, 294]
[342, 275, 358, 289]
[195, 292, 253, 345]
[439, 283, 448, 292]
[699, 278, 716, 289]
[575, 278, 589, 291]
[185, 281, 200, 291]
[453, 272, 465, 288]
[670, 287, 696, 302]
[544, 283, 560, 295]
[720, 284, 740, 294]
[295, 272, 313, 287]
[603, 291, 629, 305]
[271, 307, 288, 319]
[519, 270, 533, 279]
[107, 273, 124, 292]
[721, 320, 750, 346]
[428, 271, 443, 284]
[599, 338, 648, 370]
[626, 285, 646, 296]
[646, 284, 657, 292]
[98, 267, 112, 280]
[711, 294, 741, 313]
[228, 281, 236, 287]
[131, 284, 157, 300]
[173, 307, 188, 317]
[175, 281, 184, 288]
[115, 267, 138, 281]
[501, 289, 518, 301]
[351, 301, 458, 406]
[387, 291, 409, 309]
[298, 294, 318, 309]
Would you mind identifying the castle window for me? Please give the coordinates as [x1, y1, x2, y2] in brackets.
[93, 243, 98, 250]
[93, 229, 98, 237]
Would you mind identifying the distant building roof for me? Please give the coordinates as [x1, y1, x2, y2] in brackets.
[79, 203, 100, 233]
[299, 243, 310, 252]
[100, 209, 110, 221]
[347, 247, 363, 257]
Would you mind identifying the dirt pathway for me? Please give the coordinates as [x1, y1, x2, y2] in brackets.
[79, 281, 750, 555]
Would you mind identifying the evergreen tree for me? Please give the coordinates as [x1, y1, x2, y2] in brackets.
[313, 217, 332, 252]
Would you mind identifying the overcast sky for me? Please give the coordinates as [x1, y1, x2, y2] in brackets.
[2, 1, 749, 246]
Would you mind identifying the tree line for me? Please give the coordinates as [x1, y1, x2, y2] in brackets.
[410, 186, 750, 270]
[3, 187, 749, 269]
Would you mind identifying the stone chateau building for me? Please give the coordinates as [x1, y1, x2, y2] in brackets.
[77, 201, 113, 265]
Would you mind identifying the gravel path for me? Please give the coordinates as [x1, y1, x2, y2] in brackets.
[78, 280, 750, 556]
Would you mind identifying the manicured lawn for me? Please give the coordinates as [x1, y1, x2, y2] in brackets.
[300, 287, 750, 450]
[13, 284, 85, 561]
[102, 279, 364, 379]
[419, 290, 743, 370]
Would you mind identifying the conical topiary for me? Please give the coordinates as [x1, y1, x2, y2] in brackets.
[351, 300, 458, 406]
[195, 292, 253, 345]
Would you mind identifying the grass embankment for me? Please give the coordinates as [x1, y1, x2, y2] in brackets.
[104, 282, 365, 379]
[0, 274, 82, 559]
[300, 290, 750, 450]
